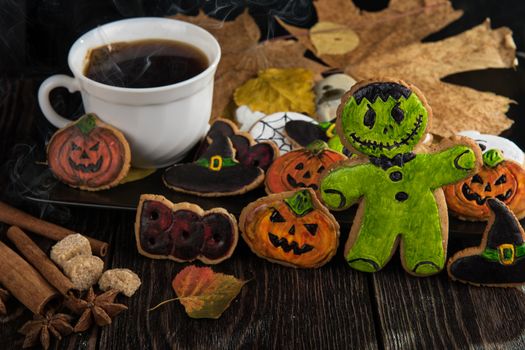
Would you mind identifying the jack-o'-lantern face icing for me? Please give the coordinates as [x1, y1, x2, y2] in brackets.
[135, 194, 238, 264]
[339, 82, 429, 158]
[47, 113, 131, 191]
[265, 140, 347, 196]
[239, 189, 339, 268]
[444, 149, 525, 221]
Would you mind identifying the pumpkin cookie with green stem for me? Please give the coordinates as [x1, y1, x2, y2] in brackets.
[444, 148, 525, 221]
[320, 79, 482, 276]
[240, 189, 339, 268]
[47, 113, 131, 191]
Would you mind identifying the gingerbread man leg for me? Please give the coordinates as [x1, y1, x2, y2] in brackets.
[399, 214, 446, 276]
[345, 218, 399, 273]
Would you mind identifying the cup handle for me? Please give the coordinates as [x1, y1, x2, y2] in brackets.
[38, 75, 81, 128]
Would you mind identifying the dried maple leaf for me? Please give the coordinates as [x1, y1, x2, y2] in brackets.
[0, 287, 8, 315]
[19, 310, 73, 350]
[64, 288, 127, 332]
[278, 0, 517, 137]
[172, 265, 246, 319]
[349, 20, 516, 137]
[173, 11, 326, 120]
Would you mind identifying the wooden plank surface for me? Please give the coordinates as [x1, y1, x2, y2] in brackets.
[372, 236, 525, 349]
[99, 214, 378, 350]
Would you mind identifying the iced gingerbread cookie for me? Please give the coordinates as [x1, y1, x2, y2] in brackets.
[195, 118, 278, 172]
[320, 79, 481, 276]
[448, 198, 525, 287]
[249, 112, 316, 154]
[164, 133, 264, 196]
[135, 194, 238, 264]
[315, 73, 356, 122]
[459, 130, 524, 165]
[239, 189, 339, 268]
[265, 140, 346, 196]
[444, 149, 525, 221]
[47, 113, 131, 191]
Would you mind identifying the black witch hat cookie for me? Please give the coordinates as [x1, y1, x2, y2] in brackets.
[195, 118, 278, 171]
[447, 198, 525, 287]
[163, 133, 265, 196]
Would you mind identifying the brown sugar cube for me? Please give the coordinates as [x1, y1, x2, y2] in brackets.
[63, 255, 104, 291]
[50, 234, 92, 268]
[98, 269, 142, 297]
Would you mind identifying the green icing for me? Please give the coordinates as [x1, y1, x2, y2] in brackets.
[320, 145, 477, 276]
[483, 149, 505, 168]
[306, 140, 328, 155]
[327, 135, 345, 154]
[195, 157, 237, 169]
[284, 190, 314, 217]
[76, 114, 97, 135]
[340, 93, 429, 158]
[319, 121, 333, 132]
[481, 243, 525, 263]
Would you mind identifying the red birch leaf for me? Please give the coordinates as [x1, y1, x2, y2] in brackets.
[172, 265, 247, 319]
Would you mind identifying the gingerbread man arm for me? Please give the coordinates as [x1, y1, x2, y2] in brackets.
[426, 144, 480, 189]
[320, 163, 368, 210]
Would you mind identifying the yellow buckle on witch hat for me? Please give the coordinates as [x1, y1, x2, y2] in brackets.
[498, 244, 515, 265]
[326, 124, 337, 138]
[209, 155, 223, 171]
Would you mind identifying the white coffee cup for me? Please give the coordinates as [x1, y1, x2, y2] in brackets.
[38, 17, 221, 168]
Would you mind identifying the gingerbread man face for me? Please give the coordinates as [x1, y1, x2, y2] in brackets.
[337, 81, 430, 158]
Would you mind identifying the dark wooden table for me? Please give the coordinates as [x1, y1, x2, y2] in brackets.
[1, 68, 525, 349]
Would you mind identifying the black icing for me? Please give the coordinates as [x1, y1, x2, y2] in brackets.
[395, 192, 409, 202]
[389, 171, 402, 182]
[450, 255, 525, 284]
[353, 82, 412, 104]
[268, 232, 314, 255]
[369, 152, 416, 170]
[350, 114, 423, 151]
[486, 199, 524, 249]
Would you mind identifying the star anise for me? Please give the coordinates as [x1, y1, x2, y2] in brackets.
[18, 310, 73, 350]
[64, 288, 127, 332]
[0, 287, 9, 315]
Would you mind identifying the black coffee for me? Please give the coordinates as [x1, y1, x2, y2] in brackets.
[84, 39, 208, 88]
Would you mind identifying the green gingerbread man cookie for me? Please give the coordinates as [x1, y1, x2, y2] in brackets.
[320, 79, 481, 276]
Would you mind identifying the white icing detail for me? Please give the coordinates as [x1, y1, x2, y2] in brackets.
[314, 74, 356, 122]
[249, 112, 316, 154]
[459, 130, 524, 165]
[235, 105, 266, 132]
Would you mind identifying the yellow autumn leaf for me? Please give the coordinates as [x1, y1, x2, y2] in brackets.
[234, 68, 315, 115]
[119, 167, 156, 184]
[310, 21, 359, 56]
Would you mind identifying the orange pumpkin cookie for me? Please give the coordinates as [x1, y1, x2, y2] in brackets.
[265, 140, 347, 196]
[239, 189, 339, 268]
[47, 113, 131, 191]
[444, 149, 525, 221]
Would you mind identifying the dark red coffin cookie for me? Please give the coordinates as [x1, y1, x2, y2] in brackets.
[135, 194, 238, 264]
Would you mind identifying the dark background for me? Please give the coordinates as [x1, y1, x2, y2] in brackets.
[2, 0, 525, 76]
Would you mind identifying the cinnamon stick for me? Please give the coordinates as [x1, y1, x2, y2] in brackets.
[7, 226, 75, 296]
[0, 201, 108, 256]
[0, 241, 58, 314]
